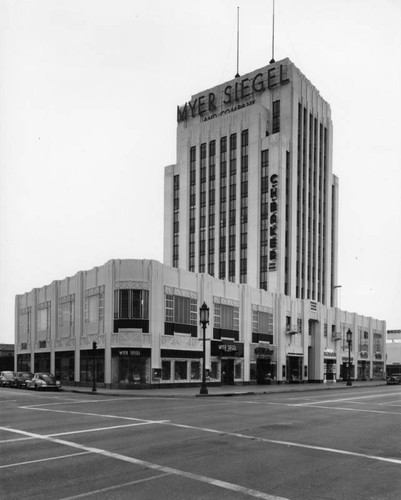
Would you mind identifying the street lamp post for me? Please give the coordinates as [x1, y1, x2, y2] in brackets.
[346, 329, 352, 386]
[92, 341, 97, 392]
[199, 302, 210, 395]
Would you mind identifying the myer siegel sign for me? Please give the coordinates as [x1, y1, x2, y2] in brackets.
[177, 63, 290, 123]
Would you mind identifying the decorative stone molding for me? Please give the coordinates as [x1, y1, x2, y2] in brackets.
[38, 301, 51, 310]
[59, 294, 75, 304]
[164, 286, 197, 299]
[80, 335, 105, 348]
[54, 338, 76, 349]
[85, 286, 104, 297]
[252, 304, 273, 314]
[160, 334, 202, 350]
[111, 330, 152, 347]
[213, 296, 239, 307]
[114, 281, 149, 290]
[34, 340, 52, 350]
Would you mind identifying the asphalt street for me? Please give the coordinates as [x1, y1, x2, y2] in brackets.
[0, 385, 400, 499]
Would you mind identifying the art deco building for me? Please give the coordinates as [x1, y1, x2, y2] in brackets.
[164, 58, 338, 307]
[15, 59, 386, 388]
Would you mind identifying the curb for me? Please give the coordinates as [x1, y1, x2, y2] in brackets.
[63, 381, 387, 399]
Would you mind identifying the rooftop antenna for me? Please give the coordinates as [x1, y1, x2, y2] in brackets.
[270, 0, 276, 64]
[235, 6, 240, 77]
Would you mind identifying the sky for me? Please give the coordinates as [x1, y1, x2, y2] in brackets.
[1, 0, 400, 344]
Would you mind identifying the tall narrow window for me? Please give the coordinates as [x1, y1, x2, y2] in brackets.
[189, 146, 196, 272]
[173, 174, 179, 268]
[240, 130, 248, 283]
[272, 100, 280, 133]
[199, 143, 207, 273]
[229, 133, 237, 282]
[260, 149, 269, 290]
[219, 137, 227, 279]
[208, 140, 216, 276]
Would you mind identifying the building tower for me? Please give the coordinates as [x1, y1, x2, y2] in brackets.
[164, 58, 339, 307]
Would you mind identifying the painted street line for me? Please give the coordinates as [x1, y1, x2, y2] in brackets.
[49, 421, 162, 437]
[0, 426, 289, 500]
[377, 399, 401, 406]
[292, 392, 401, 406]
[19, 406, 170, 424]
[301, 405, 401, 416]
[0, 436, 36, 444]
[60, 473, 171, 499]
[0, 451, 90, 469]
[164, 422, 401, 465]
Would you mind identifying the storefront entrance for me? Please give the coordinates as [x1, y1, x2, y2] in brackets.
[256, 358, 272, 384]
[221, 359, 234, 385]
[286, 355, 303, 383]
[111, 348, 151, 386]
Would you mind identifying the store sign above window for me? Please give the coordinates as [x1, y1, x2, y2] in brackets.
[219, 344, 238, 353]
[118, 350, 141, 357]
[177, 64, 290, 123]
[255, 347, 273, 356]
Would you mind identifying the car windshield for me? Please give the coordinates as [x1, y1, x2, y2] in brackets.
[21, 373, 32, 379]
[4, 373, 14, 379]
[40, 374, 55, 383]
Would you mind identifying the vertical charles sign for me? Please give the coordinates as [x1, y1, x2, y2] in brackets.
[269, 174, 278, 271]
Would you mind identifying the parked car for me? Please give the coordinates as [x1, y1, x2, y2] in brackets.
[0, 371, 16, 387]
[386, 374, 401, 385]
[26, 373, 61, 391]
[14, 371, 34, 389]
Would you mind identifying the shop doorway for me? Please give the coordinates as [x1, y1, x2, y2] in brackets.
[221, 359, 234, 385]
[286, 355, 303, 383]
[256, 358, 272, 384]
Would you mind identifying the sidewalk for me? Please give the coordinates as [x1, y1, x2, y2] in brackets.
[62, 380, 388, 398]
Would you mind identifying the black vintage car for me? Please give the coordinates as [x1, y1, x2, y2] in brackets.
[386, 373, 401, 385]
[14, 371, 34, 388]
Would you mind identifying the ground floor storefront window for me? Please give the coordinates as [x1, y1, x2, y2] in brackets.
[160, 350, 202, 383]
[357, 360, 370, 380]
[55, 351, 74, 381]
[80, 349, 104, 383]
[250, 346, 277, 384]
[372, 361, 385, 379]
[340, 360, 355, 381]
[324, 359, 336, 381]
[160, 359, 202, 382]
[209, 361, 220, 381]
[17, 354, 31, 372]
[111, 349, 150, 385]
[34, 352, 50, 373]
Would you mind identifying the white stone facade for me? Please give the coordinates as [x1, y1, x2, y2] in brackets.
[164, 58, 338, 307]
[15, 259, 386, 387]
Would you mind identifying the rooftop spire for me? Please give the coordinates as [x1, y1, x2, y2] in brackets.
[235, 6, 240, 78]
[270, 0, 276, 64]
